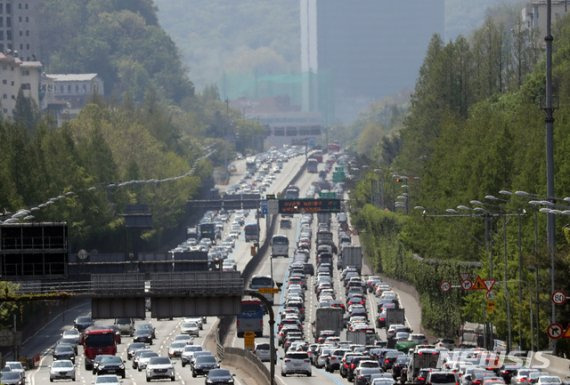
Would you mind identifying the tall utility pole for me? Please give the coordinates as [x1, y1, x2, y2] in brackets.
[544, 0, 556, 351]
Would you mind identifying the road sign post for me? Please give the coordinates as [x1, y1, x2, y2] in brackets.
[547, 322, 564, 339]
[551, 290, 569, 305]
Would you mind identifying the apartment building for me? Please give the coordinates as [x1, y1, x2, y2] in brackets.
[0, 51, 41, 118]
[0, 0, 40, 61]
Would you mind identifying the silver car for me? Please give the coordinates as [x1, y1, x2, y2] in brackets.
[49, 359, 76, 382]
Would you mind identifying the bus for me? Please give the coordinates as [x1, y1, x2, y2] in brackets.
[198, 222, 217, 241]
[244, 222, 259, 243]
[271, 234, 289, 257]
[246, 156, 257, 173]
[250, 275, 275, 304]
[284, 185, 300, 199]
[307, 158, 318, 173]
[83, 327, 117, 370]
[236, 299, 264, 337]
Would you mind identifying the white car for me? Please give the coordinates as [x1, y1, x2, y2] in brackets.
[181, 321, 200, 337]
[168, 341, 189, 358]
[536, 376, 562, 385]
[137, 351, 159, 371]
[94, 374, 121, 384]
[4, 362, 25, 380]
[181, 345, 204, 367]
[281, 351, 311, 377]
[146, 356, 175, 382]
[254, 343, 272, 362]
[183, 317, 203, 330]
[173, 334, 193, 343]
[49, 359, 76, 382]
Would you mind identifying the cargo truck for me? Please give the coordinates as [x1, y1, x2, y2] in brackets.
[313, 307, 344, 340]
[338, 245, 362, 271]
[346, 328, 377, 345]
[406, 348, 441, 384]
[385, 308, 406, 328]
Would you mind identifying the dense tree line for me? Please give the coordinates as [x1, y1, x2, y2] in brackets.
[351, 11, 570, 354]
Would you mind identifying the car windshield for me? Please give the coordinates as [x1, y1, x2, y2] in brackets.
[52, 360, 74, 368]
[184, 346, 202, 352]
[171, 342, 187, 348]
[150, 357, 170, 365]
[55, 346, 74, 353]
[85, 333, 115, 347]
[95, 376, 120, 384]
[2, 372, 22, 380]
[141, 352, 158, 358]
[431, 373, 457, 383]
[197, 356, 216, 363]
[209, 369, 231, 377]
[101, 356, 122, 363]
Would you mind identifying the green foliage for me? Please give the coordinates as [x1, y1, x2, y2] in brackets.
[351, 8, 570, 353]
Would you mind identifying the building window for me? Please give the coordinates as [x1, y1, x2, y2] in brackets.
[7, 31, 12, 42]
[18, 3, 22, 9]
[25, 30, 29, 36]
[10, 81, 13, 86]
[0, 17, 3, 27]
[25, 16, 28, 22]
[25, 4, 28, 10]
[3, 94, 7, 99]
[82, 84, 87, 93]
[19, 30, 23, 36]
[11, 94, 15, 99]
[6, 17, 11, 28]
[67, 84, 71, 93]
[6, 3, 11, 14]
[21, 83, 30, 90]
[0, 4, 3, 14]
[22, 69, 29, 76]
[0, 31, 3, 40]
[285, 127, 298, 136]
[2, 79, 6, 84]
[273, 127, 285, 136]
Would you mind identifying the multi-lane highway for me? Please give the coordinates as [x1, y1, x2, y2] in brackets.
[16, 150, 426, 385]
[18, 152, 310, 385]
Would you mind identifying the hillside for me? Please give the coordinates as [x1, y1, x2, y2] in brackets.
[155, 0, 523, 91]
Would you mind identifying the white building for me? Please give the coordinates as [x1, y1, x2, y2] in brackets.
[41, 73, 104, 124]
[0, 51, 41, 118]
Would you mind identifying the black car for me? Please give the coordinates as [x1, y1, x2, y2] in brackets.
[55, 340, 78, 355]
[133, 328, 153, 344]
[94, 356, 126, 378]
[205, 369, 234, 385]
[92, 354, 115, 373]
[73, 316, 93, 332]
[136, 322, 156, 339]
[392, 355, 410, 379]
[52, 345, 75, 362]
[192, 355, 219, 377]
[127, 342, 148, 360]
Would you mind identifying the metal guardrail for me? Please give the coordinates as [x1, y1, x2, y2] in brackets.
[13, 271, 244, 298]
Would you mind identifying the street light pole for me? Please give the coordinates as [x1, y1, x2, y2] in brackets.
[503, 216, 513, 352]
[544, 0, 557, 351]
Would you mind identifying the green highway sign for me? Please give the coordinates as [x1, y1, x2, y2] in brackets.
[278, 198, 341, 214]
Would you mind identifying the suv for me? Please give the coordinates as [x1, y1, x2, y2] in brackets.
[427, 371, 458, 385]
[281, 351, 311, 377]
[114, 318, 135, 336]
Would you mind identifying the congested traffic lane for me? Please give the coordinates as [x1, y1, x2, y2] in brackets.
[23, 151, 308, 385]
[28, 315, 238, 385]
